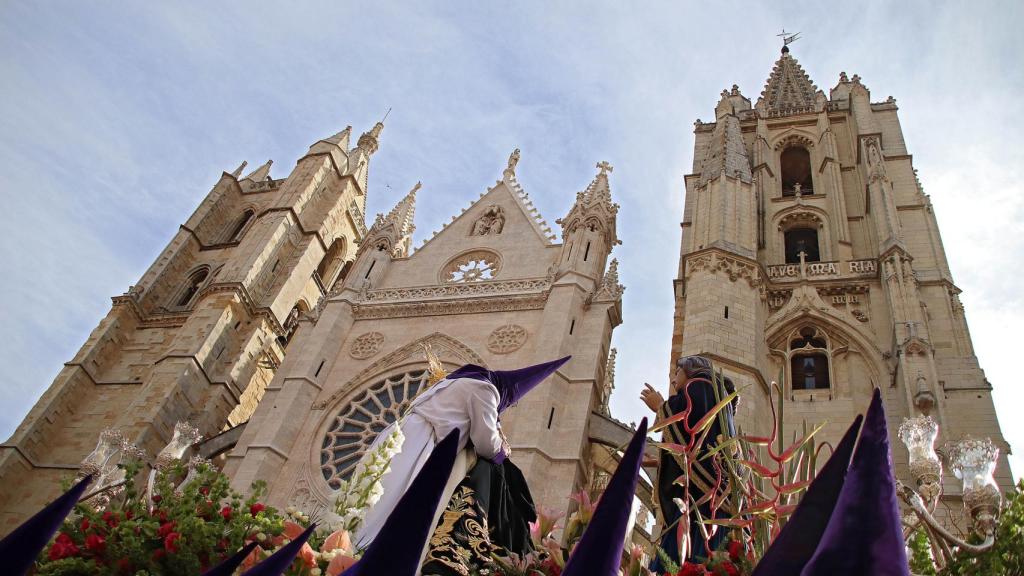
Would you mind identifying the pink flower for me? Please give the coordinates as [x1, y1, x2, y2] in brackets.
[322, 529, 352, 553]
[327, 553, 358, 576]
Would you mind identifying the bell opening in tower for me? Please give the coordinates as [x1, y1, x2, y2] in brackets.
[784, 228, 820, 263]
[780, 146, 813, 196]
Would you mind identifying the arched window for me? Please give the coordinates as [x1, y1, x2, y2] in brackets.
[780, 146, 813, 196]
[784, 228, 820, 263]
[226, 209, 255, 243]
[320, 370, 430, 488]
[175, 268, 209, 308]
[789, 326, 831, 390]
[314, 238, 347, 293]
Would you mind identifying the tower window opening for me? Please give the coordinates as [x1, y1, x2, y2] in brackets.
[784, 228, 820, 263]
[780, 146, 813, 196]
[583, 241, 591, 261]
[315, 238, 348, 293]
[724, 306, 729, 319]
[227, 209, 255, 243]
[566, 243, 573, 262]
[789, 326, 831, 391]
[365, 260, 376, 280]
[547, 407, 555, 429]
[570, 318, 576, 335]
[176, 269, 209, 307]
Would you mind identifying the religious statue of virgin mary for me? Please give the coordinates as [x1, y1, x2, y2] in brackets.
[351, 353, 570, 574]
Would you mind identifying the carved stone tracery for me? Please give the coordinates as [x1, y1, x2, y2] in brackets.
[349, 332, 385, 359]
[487, 324, 528, 354]
[685, 252, 762, 288]
[441, 251, 501, 283]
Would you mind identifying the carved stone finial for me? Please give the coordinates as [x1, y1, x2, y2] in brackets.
[503, 148, 520, 179]
[839, 71, 849, 83]
[596, 160, 613, 176]
[731, 84, 740, 96]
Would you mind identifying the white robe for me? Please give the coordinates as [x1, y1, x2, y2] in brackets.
[351, 376, 504, 550]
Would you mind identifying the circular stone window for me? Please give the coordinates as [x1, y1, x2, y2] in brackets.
[441, 250, 501, 283]
[320, 370, 429, 489]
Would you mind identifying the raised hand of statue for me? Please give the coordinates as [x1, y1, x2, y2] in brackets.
[640, 382, 664, 413]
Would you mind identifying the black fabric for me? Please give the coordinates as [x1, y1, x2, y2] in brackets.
[651, 377, 735, 571]
[422, 459, 536, 576]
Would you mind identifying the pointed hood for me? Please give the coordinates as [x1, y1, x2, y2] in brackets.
[240, 524, 316, 576]
[752, 414, 863, 576]
[231, 161, 248, 178]
[800, 389, 909, 576]
[341, 428, 461, 576]
[201, 542, 259, 576]
[0, 474, 92, 576]
[562, 417, 648, 576]
[447, 356, 571, 412]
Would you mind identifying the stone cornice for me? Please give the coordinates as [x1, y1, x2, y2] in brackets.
[352, 292, 549, 320]
[363, 278, 552, 303]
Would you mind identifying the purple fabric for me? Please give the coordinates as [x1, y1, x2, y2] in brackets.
[341, 428, 461, 576]
[562, 417, 648, 576]
[752, 414, 862, 576]
[201, 541, 259, 576]
[800, 389, 910, 576]
[0, 473, 92, 576]
[447, 356, 570, 412]
[240, 523, 316, 576]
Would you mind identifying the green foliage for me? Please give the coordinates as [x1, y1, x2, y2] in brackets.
[36, 461, 292, 575]
[940, 480, 1024, 576]
[908, 528, 937, 576]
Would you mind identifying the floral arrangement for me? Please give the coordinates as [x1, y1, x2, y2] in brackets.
[332, 423, 404, 535]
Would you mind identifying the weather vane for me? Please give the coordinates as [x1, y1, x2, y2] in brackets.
[777, 29, 801, 48]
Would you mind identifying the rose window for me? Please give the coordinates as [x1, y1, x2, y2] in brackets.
[320, 370, 429, 489]
[442, 251, 501, 283]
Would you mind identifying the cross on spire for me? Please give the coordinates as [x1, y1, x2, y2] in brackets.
[596, 161, 613, 176]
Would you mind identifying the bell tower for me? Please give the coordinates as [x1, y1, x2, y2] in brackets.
[671, 45, 1013, 509]
[0, 122, 383, 532]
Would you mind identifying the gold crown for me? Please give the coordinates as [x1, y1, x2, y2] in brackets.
[421, 343, 447, 386]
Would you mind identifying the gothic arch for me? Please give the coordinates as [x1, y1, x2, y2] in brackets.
[766, 290, 886, 398]
[771, 205, 834, 262]
[771, 131, 815, 152]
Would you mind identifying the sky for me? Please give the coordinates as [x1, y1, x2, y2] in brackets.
[1, 1, 1022, 480]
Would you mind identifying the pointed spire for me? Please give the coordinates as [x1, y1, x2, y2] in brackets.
[801, 389, 910, 576]
[697, 92, 752, 187]
[231, 161, 248, 178]
[384, 181, 419, 239]
[357, 121, 384, 155]
[243, 159, 273, 182]
[562, 418, 648, 575]
[583, 161, 614, 205]
[752, 414, 863, 576]
[759, 49, 819, 114]
[0, 474, 93, 575]
[325, 125, 352, 145]
[595, 258, 625, 301]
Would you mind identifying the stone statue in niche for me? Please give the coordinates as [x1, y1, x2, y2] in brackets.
[472, 205, 505, 236]
[865, 137, 887, 182]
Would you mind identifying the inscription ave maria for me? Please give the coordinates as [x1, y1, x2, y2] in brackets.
[767, 259, 877, 280]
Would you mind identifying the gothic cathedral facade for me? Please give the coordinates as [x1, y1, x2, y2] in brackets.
[671, 47, 1013, 525]
[0, 121, 632, 533]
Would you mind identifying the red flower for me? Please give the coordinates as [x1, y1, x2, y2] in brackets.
[80, 518, 90, 532]
[152, 548, 166, 562]
[125, 509, 133, 520]
[155, 509, 169, 523]
[158, 521, 176, 538]
[116, 557, 133, 573]
[718, 561, 740, 576]
[164, 532, 181, 553]
[151, 494, 162, 504]
[48, 532, 80, 560]
[102, 511, 119, 528]
[250, 502, 266, 516]
[220, 506, 233, 520]
[727, 540, 743, 562]
[199, 486, 210, 496]
[677, 563, 709, 576]
[85, 533, 106, 553]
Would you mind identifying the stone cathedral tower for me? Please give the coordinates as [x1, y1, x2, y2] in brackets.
[672, 46, 1013, 521]
[0, 122, 380, 531]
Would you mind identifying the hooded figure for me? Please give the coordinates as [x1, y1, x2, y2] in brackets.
[0, 474, 92, 576]
[353, 356, 570, 566]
